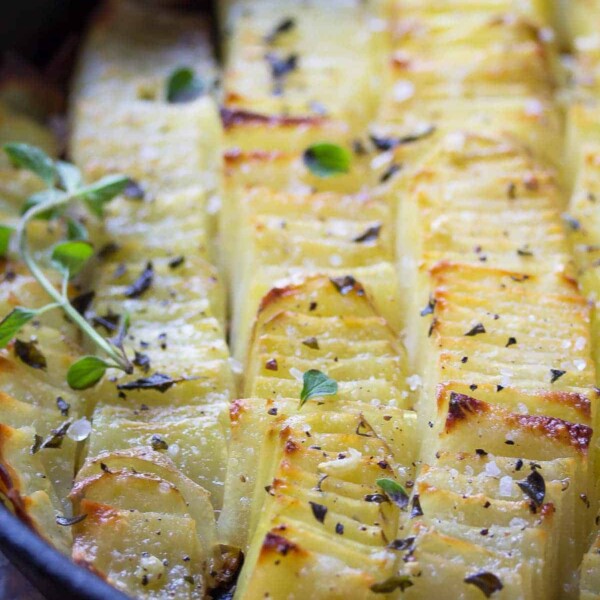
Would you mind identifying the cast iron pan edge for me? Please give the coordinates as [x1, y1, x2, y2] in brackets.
[0, 505, 131, 600]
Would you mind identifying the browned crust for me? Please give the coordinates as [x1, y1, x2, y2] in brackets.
[428, 259, 537, 283]
[0, 461, 35, 530]
[509, 414, 592, 453]
[442, 390, 592, 453]
[221, 107, 325, 129]
[224, 148, 286, 165]
[259, 531, 305, 560]
[445, 392, 486, 428]
[230, 399, 248, 426]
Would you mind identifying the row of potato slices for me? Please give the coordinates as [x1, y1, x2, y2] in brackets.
[379, 0, 559, 111]
[0, 105, 90, 554]
[219, 0, 402, 363]
[377, 1, 598, 599]
[219, 275, 419, 598]
[67, 2, 235, 596]
[564, 20, 600, 595]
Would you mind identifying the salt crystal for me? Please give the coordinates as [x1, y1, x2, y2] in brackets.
[406, 374, 422, 391]
[329, 254, 342, 267]
[485, 460, 501, 478]
[393, 80, 415, 103]
[67, 418, 91, 442]
[499, 476, 514, 497]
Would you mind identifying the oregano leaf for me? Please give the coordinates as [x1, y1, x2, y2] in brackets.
[0, 225, 14, 257]
[166, 67, 204, 103]
[4, 142, 56, 185]
[303, 143, 351, 178]
[67, 356, 110, 389]
[56, 161, 83, 192]
[0, 307, 38, 348]
[77, 175, 130, 217]
[299, 369, 337, 408]
[51, 241, 94, 278]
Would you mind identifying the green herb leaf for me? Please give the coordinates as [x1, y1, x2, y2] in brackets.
[67, 356, 110, 389]
[51, 241, 94, 278]
[166, 67, 204, 103]
[77, 175, 130, 217]
[4, 142, 56, 185]
[303, 143, 351, 178]
[56, 161, 83, 192]
[66, 218, 88, 241]
[21, 189, 65, 220]
[299, 369, 337, 408]
[0, 225, 14, 257]
[0, 307, 37, 348]
[376, 478, 409, 509]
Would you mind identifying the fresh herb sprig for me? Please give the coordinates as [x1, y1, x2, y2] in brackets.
[0, 143, 133, 389]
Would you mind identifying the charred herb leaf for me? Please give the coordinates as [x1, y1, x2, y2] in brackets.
[133, 351, 151, 373]
[330, 275, 363, 296]
[410, 495, 423, 518]
[299, 369, 338, 408]
[150, 434, 169, 451]
[376, 478, 409, 510]
[117, 372, 182, 393]
[353, 224, 382, 244]
[31, 421, 71, 454]
[309, 501, 327, 523]
[56, 396, 70, 416]
[517, 469, 545, 507]
[302, 336, 319, 350]
[56, 514, 87, 526]
[370, 575, 413, 594]
[464, 572, 503, 598]
[388, 537, 415, 551]
[265, 52, 298, 95]
[370, 126, 436, 151]
[303, 143, 351, 178]
[124, 262, 153, 298]
[420, 295, 436, 317]
[465, 323, 486, 336]
[265, 17, 296, 43]
[123, 179, 145, 200]
[14, 339, 47, 370]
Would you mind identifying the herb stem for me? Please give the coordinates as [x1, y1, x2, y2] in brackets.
[17, 196, 132, 374]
